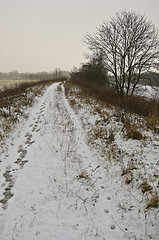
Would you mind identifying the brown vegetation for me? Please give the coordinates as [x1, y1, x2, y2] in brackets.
[66, 77, 159, 130]
[0, 79, 62, 142]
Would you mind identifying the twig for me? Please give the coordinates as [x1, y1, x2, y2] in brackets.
[126, 188, 142, 203]
[29, 215, 36, 228]
[111, 215, 128, 234]
[111, 215, 137, 240]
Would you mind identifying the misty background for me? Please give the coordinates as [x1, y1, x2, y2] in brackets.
[0, 0, 159, 73]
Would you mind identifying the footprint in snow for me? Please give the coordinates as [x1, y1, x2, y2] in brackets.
[111, 224, 116, 230]
[25, 132, 35, 146]
[104, 209, 109, 213]
[0, 168, 15, 207]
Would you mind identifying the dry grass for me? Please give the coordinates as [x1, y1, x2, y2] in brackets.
[66, 78, 159, 131]
[140, 180, 153, 194]
[0, 79, 41, 89]
[77, 171, 90, 181]
[64, 79, 159, 211]
[0, 79, 60, 101]
[121, 117, 144, 140]
[147, 108, 159, 132]
[147, 194, 159, 209]
[0, 79, 62, 142]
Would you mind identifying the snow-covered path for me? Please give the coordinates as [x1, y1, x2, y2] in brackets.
[0, 82, 158, 240]
[0, 83, 124, 240]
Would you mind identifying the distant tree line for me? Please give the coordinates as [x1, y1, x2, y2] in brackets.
[0, 69, 70, 81]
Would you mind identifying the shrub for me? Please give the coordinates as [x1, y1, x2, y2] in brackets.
[126, 127, 143, 140]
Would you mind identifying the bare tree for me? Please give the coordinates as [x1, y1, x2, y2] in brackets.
[85, 11, 159, 96]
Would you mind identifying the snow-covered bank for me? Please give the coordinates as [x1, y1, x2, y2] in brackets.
[135, 85, 159, 100]
[65, 82, 159, 240]
[0, 82, 158, 239]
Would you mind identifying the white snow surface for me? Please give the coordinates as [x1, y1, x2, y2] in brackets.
[135, 85, 159, 100]
[0, 82, 158, 240]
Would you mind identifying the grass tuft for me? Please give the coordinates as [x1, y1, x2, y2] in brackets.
[140, 180, 153, 194]
[147, 194, 159, 209]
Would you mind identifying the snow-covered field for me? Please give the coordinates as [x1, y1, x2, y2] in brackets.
[0, 79, 41, 90]
[135, 85, 159, 100]
[0, 82, 158, 239]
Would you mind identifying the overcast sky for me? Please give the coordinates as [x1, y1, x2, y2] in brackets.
[0, 0, 159, 73]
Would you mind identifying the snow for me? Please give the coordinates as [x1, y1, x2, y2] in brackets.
[0, 82, 159, 239]
[135, 85, 159, 100]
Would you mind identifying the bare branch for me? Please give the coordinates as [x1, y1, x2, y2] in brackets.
[84, 10, 159, 95]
